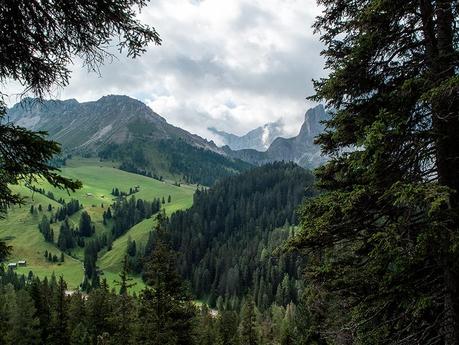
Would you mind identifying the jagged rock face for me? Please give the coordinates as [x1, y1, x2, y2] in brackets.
[6, 95, 221, 154]
[224, 105, 330, 169]
[209, 120, 285, 151]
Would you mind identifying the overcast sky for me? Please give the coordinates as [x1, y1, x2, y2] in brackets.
[5, 0, 325, 141]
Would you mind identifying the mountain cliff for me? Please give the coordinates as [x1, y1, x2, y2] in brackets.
[208, 119, 285, 151]
[224, 105, 329, 169]
[6, 95, 251, 185]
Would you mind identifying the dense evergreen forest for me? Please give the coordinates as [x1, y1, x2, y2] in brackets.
[99, 138, 252, 186]
[0, 215, 309, 345]
[165, 162, 315, 310]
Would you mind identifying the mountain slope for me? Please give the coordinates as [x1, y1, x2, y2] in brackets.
[7, 95, 219, 152]
[165, 162, 316, 309]
[7, 95, 251, 185]
[208, 119, 285, 151]
[224, 105, 329, 169]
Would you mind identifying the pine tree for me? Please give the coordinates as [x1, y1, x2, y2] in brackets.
[47, 276, 69, 345]
[85, 281, 113, 344]
[5, 287, 41, 345]
[112, 256, 136, 345]
[217, 310, 239, 345]
[138, 214, 197, 345]
[240, 297, 258, 345]
[79, 212, 93, 237]
[67, 292, 91, 345]
[291, 0, 459, 343]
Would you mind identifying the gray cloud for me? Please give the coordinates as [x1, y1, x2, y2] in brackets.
[3, 0, 326, 140]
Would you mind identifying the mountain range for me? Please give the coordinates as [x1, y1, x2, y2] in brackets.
[6, 96, 329, 184]
[6, 95, 250, 186]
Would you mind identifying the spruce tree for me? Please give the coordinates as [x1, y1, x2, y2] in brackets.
[217, 310, 239, 345]
[79, 212, 93, 237]
[240, 297, 258, 345]
[291, 0, 459, 343]
[112, 256, 136, 345]
[139, 214, 197, 345]
[5, 287, 41, 345]
[48, 276, 69, 345]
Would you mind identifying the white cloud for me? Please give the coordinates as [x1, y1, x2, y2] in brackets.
[2, 0, 326, 140]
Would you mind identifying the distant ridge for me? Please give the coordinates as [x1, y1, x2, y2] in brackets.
[208, 119, 285, 151]
[224, 104, 330, 169]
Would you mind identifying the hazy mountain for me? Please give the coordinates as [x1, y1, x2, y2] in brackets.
[208, 119, 285, 151]
[6, 95, 251, 185]
[224, 105, 329, 169]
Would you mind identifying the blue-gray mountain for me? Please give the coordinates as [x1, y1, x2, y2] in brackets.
[222, 105, 329, 169]
[208, 119, 285, 151]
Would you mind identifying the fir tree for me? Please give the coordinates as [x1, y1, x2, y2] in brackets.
[5, 288, 40, 345]
[240, 297, 258, 345]
[139, 214, 197, 345]
[291, 0, 459, 343]
[79, 211, 93, 237]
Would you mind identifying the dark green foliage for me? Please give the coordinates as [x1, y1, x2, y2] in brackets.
[78, 211, 93, 237]
[138, 216, 197, 345]
[55, 199, 82, 221]
[126, 237, 137, 257]
[240, 297, 258, 345]
[38, 215, 54, 243]
[57, 219, 75, 252]
[0, 258, 297, 345]
[100, 138, 252, 186]
[83, 240, 99, 287]
[3, 287, 40, 345]
[111, 196, 161, 239]
[161, 139, 252, 186]
[217, 310, 239, 345]
[290, 0, 459, 344]
[165, 162, 315, 309]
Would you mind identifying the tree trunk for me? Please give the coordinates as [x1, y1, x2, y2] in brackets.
[426, 1, 459, 344]
[421, 0, 459, 343]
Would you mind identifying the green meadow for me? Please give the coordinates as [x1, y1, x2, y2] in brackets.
[0, 157, 195, 290]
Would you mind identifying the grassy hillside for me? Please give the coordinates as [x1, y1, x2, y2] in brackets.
[0, 157, 195, 290]
[0, 185, 85, 288]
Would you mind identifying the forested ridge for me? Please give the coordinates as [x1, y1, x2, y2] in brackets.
[166, 162, 315, 310]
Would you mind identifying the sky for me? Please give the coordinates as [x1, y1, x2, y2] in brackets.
[5, 0, 325, 142]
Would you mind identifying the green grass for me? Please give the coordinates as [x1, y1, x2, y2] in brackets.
[0, 157, 196, 291]
[0, 185, 84, 288]
[38, 158, 196, 208]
